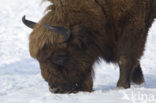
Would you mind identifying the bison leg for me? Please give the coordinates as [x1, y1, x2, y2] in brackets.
[131, 64, 144, 85]
[81, 74, 93, 92]
[117, 56, 137, 88]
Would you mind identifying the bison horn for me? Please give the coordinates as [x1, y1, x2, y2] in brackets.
[22, 15, 71, 41]
[22, 15, 36, 29]
[43, 24, 71, 41]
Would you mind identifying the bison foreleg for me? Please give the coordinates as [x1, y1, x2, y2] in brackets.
[81, 73, 93, 92]
[117, 56, 136, 88]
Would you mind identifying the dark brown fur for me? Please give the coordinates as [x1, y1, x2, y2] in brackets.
[29, 0, 156, 93]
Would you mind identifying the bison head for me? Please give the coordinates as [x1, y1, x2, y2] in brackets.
[22, 16, 98, 93]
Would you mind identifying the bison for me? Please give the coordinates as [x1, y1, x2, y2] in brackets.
[22, 0, 156, 93]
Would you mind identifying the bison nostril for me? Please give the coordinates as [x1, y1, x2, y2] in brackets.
[49, 87, 59, 93]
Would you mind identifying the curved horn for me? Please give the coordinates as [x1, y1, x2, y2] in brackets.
[22, 15, 36, 29]
[22, 15, 71, 42]
[43, 24, 71, 41]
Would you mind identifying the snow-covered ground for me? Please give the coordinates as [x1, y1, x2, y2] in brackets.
[0, 0, 156, 103]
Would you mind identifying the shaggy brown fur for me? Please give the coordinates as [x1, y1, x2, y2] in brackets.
[28, 0, 156, 93]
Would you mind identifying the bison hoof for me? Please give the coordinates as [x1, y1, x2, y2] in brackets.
[117, 81, 130, 89]
[131, 77, 144, 85]
[131, 69, 144, 85]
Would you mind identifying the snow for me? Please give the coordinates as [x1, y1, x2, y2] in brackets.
[0, 0, 156, 103]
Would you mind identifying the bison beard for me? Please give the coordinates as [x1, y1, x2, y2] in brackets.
[22, 0, 156, 93]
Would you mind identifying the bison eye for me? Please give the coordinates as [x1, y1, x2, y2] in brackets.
[51, 51, 69, 65]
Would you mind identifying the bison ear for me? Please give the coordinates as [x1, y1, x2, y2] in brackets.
[51, 51, 69, 66]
